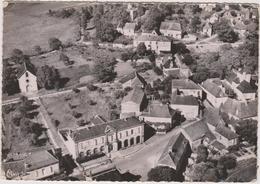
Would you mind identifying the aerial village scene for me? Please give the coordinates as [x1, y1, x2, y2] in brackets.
[1, 1, 258, 182]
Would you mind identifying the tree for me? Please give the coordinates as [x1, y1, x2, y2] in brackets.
[202, 168, 219, 182]
[196, 144, 209, 163]
[192, 5, 202, 14]
[213, 19, 239, 43]
[2, 62, 20, 95]
[93, 58, 117, 82]
[96, 21, 119, 42]
[60, 52, 73, 66]
[36, 65, 60, 89]
[48, 37, 62, 51]
[182, 54, 194, 65]
[189, 16, 201, 33]
[153, 66, 163, 75]
[214, 4, 223, 12]
[137, 5, 145, 17]
[11, 49, 23, 60]
[33, 45, 42, 55]
[136, 43, 147, 56]
[218, 155, 237, 170]
[143, 6, 164, 31]
[147, 166, 179, 181]
[235, 119, 257, 145]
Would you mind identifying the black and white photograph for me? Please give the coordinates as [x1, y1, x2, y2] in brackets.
[1, 0, 259, 182]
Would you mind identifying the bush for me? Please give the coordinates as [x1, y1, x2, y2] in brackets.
[121, 52, 131, 62]
[88, 99, 97, 105]
[148, 166, 178, 181]
[54, 120, 60, 127]
[218, 155, 237, 170]
[72, 88, 80, 93]
[87, 83, 98, 91]
[49, 37, 62, 51]
[153, 66, 163, 75]
[33, 45, 42, 55]
[72, 111, 82, 118]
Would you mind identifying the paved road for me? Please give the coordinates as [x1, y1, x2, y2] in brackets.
[112, 127, 181, 181]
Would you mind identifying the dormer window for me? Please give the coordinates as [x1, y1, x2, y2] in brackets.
[25, 72, 28, 77]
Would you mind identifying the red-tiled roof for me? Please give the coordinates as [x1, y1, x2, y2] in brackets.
[237, 80, 257, 93]
[201, 79, 228, 98]
[141, 101, 173, 118]
[122, 87, 145, 104]
[160, 21, 182, 31]
[172, 79, 201, 90]
[17, 62, 36, 78]
[215, 126, 238, 140]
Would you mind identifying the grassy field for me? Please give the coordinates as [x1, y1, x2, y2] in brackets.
[3, 2, 82, 58]
[41, 86, 122, 130]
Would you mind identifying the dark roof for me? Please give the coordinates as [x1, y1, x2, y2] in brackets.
[25, 150, 59, 171]
[142, 101, 173, 118]
[158, 133, 189, 169]
[171, 95, 198, 106]
[182, 119, 211, 141]
[73, 117, 143, 142]
[160, 21, 182, 31]
[119, 72, 147, 86]
[215, 126, 238, 140]
[210, 140, 225, 150]
[237, 80, 257, 93]
[17, 62, 36, 78]
[204, 108, 222, 128]
[172, 79, 201, 90]
[201, 79, 228, 98]
[91, 115, 107, 125]
[220, 98, 257, 119]
[122, 87, 145, 104]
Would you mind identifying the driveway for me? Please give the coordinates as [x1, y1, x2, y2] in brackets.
[113, 127, 181, 181]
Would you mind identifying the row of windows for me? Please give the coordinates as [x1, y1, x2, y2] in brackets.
[35, 167, 53, 177]
[80, 127, 141, 149]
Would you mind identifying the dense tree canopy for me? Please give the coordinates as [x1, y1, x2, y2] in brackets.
[93, 58, 117, 82]
[143, 6, 164, 31]
[218, 155, 237, 170]
[196, 144, 209, 163]
[147, 166, 180, 181]
[96, 21, 119, 42]
[48, 37, 62, 50]
[36, 65, 60, 89]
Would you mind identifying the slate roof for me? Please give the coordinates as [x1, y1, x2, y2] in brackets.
[124, 23, 136, 30]
[25, 150, 59, 171]
[91, 115, 107, 125]
[210, 140, 226, 150]
[201, 79, 228, 98]
[158, 133, 189, 170]
[172, 79, 201, 90]
[122, 87, 145, 104]
[142, 101, 172, 118]
[160, 21, 182, 31]
[215, 126, 238, 140]
[119, 72, 147, 86]
[181, 119, 211, 142]
[17, 62, 36, 78]
[171, 95, 198, 106]
[237, 80, 257, 93]
[135, 35, 171, 42]
[72, 117, 143, 142]
[220, 98, 257, 119]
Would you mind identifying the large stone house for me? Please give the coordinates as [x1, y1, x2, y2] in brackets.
[3, 150, 60, 180]
[172, 79, 202, 98]
[139, 101, 176, 133]
[170, 95, 199, 120]
[133, 35, 172, 54]
[17, 62, 38, 93]
[200, 78, 228, 108]
[61, 117, 144, 159]
[120, 87, 148, 118]
[158, 133, 191, 175]
[220, 98, 258, 120]
[159, 21, 183, 39]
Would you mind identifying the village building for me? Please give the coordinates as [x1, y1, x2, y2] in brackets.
[141, 29, 160, 37]
[17, 62, 38, 93]
[171, 79, 202, 98]
[133, 35, 172, 54]
[159, 21, 183, 39]
[214, 126, 239, 148]
[117, 22, 136, 37]
[139, 101, 176, 133]
[180, 119, 215, 151]
[174, 53, 193, 78]
[3, 150, 60, 180]
[120, 87, 148, 118]
[61, 117, 144, 159]
[220, 98, 257, 120]
[200, 78, 228, 108]
[119, 71, 147, 89]
[235, 80, 257, 101]
[170, 95, 199, 120]
[158, 133, 191, 174]
[202, 22, 213, 37]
